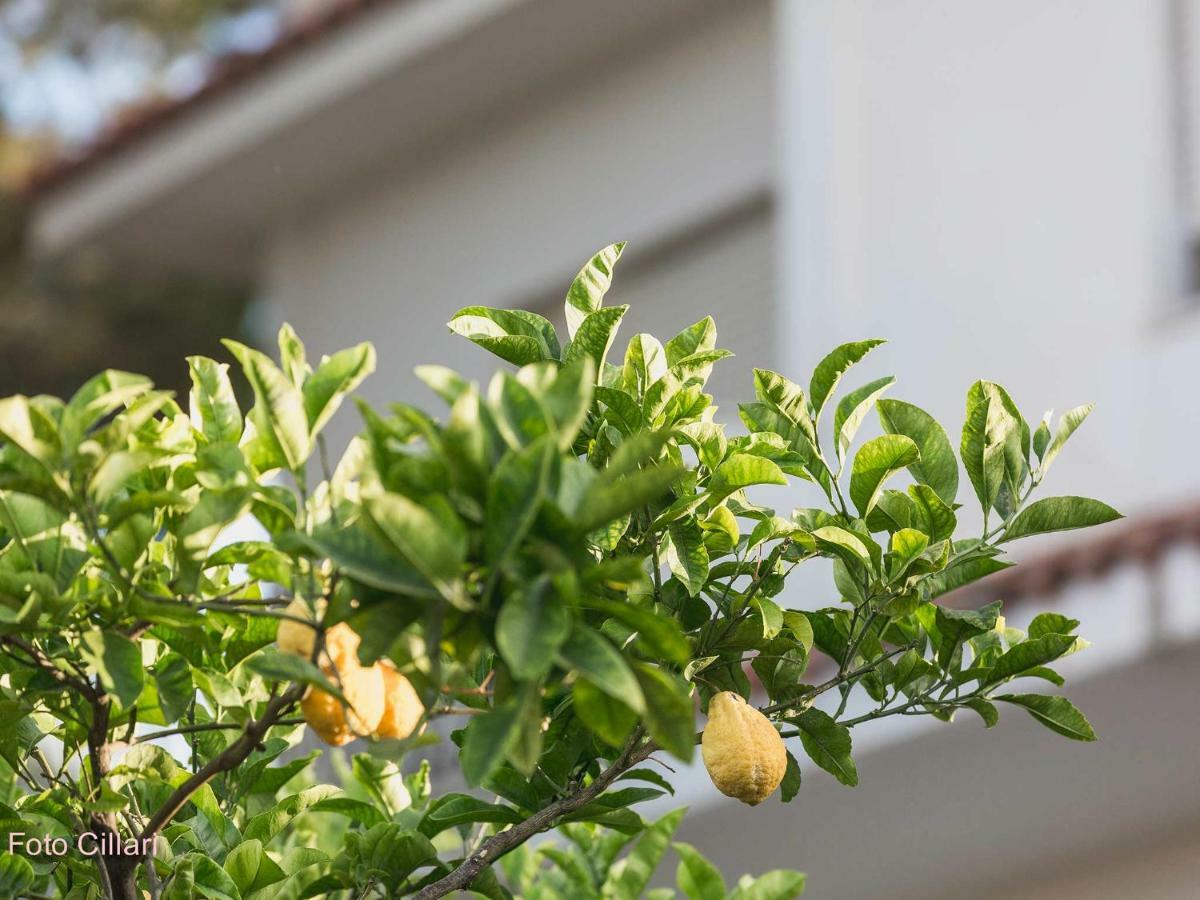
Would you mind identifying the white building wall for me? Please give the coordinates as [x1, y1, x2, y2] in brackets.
[779, 0, 1200, 534]
[257, 2, 776, 448]
[81, 1, 1197, 896]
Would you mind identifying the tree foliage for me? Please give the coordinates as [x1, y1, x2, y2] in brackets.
[0, 244, 1117, 898]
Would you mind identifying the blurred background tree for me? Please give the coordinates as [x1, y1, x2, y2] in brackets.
[0, 0, 324, 397]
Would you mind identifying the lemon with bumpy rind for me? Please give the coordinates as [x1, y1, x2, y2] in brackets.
[701, 691, 787, 806]
[372, 661, 425, 741]
[301, 659, 386, 746]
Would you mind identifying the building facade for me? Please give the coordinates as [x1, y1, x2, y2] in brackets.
[27, 2, 1200, 896]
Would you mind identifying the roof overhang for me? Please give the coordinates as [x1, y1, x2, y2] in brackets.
[27, 0, 714, 278]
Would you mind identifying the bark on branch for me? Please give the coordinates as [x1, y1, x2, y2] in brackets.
[411, 736, 658, 900]
[136, 682, 306, 847]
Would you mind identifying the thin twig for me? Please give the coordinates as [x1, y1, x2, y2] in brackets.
[133, 717, 306, 744]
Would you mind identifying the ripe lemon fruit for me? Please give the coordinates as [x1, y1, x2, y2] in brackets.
[286, 607, 387, 746]
[372, 661, 425, 741]
[301, 660, 386, 746]
[701, 691, 787, 806]
[276, 597, 323, 659]
[276, 598, 363, 671]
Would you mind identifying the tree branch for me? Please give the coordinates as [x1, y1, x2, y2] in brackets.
[132, 717, 306, 744]
[1, 635, 97, 700]
[759, 641, 917, 717]
[412, 735, 657, 900]
[136, 683, 305, 846]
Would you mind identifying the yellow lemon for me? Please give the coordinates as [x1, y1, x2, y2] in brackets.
[701, 691, 787, 806]
[301, 661, 386, 746]
[276, 597, 323, 659]
[300, 683, 355, 746]
[372, 661, 425, 741]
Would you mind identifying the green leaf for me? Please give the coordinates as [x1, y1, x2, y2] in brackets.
[309, 796, 388, 827]
[986, 634, 1078, 683]
[665, 520, 710, 598]
[243, 786, 339, 844]
[366, 490, 466, 605]
[1040, 403, 1093, 474]
[576, 464, 681, 534]
[223, 339, 311, 471]
[754, 369, 810, 423]
[80, 630, 144, 709]
[780, 750, 802, 802]
[581, 596, 690, 665]
[559, 627, 645, 714]
[297, 527, 440, 599]
[635, 664, 695, 762]
[810, 525, 873, 571]
[420, 794, 523, 837]
[574, 678, 638, 748]
[908, 483, 957, 543]
[963, 697, 999, 728]
[277, 322, 309, 384]
[1028, 612, 1079, 639]
[1033, 413, 1052, 461]
[849, 434, 920, 516]
[414, 364, 471, 404]
[888, 528, 929, 582]
[730, 870, 808, 900]
[448, 306, 560, 364]
[665, 317, 717, 365]
[606, 808, 686, 900]
[623, 333, 669, 395]
[596, 386, 648, 436]
[793, 708, 857, 786]
[563, 305, 629, 371]
[303, 342, 376, 437]
[224, 839, 286, 895]
[920, 546, 1011, 600]
[876, 399, 959, 504]
[960, 381, 1023, 516]
[708, 454, 788, 501]
[187, 356, 242, 444]
[932, 601, 1001, 669]
[833, 376, 895, 460]
[537, 357, 596, 450]
[809, 339, 885, 422]
[0, 851, 35, 896]
[191, 855, 242, 900]
[486, 436, 554, 565]
[63, 369, 153, 446]
[246, 650, 344, 699]
[565, 243, 626, 338]
[996, 694, 1097, 741]
[155, 652, 194, 724]
[674, 842, 726, 900]
[497, 578, 570, 681]
[461, 696, 530, 786]
[1001, 496, 1121, 542]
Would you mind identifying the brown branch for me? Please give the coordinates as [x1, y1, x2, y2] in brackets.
[132, 717, 306, 744]
[758, 641, 918, 717]
[412, 735, 657, 900]
[137, 683, 305, 846]
[1, 635, 97, 700]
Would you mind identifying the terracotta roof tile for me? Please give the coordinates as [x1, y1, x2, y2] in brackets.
[947, 500, 1200, 609]
[23, 0, 401, 196]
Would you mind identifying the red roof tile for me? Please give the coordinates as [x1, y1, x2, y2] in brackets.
[947, 500, 1200, 609]
[23, 0, 401, 197]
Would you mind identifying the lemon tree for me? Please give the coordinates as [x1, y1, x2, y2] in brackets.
[0, 244, 1118, 898]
